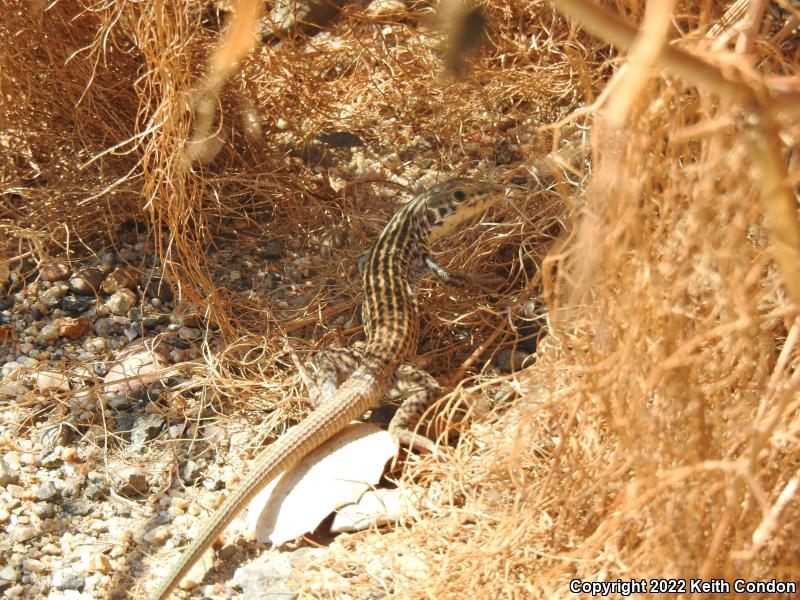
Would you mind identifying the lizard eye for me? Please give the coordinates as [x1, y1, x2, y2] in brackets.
[452, 190, 467, 202]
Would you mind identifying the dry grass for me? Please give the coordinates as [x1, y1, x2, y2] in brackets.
[2, 0, 799, 598]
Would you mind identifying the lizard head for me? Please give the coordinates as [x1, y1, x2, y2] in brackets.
[423, 178, 506, 242]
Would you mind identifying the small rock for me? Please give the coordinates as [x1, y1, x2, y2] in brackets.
[63, 498, 93, 516]
[83, 483, 107, 501]
[10, 524, 37, 543]
[166, 337, 189, 350]
[62, 475, 83, 496]
[142, 314, 167, 329]
[37, 481, 61, 502]
[100, 252, 116, 270]
[52, 568, 85, 591]
[22, 558, 46, 573]
[0, 462, 19, 486]
[41, 261, 71, 282]
[102, 342, 169, 395]
[111, 466, 150, 497]
[68, 267, 105, 296]
[34, 370, 70, 392]
[179, 460, 203, 485]
[61, 294, 94, 316]
[170, 349, 188, 363]
[232, 554, 294, 600]
[366, 0, 406, 17]
[39, 324, 60, 344]
[94, 316, 129, 337]
[126, 414, 166, 446]
[41, 283, 69, 305]
[18, 356, 38, 368]
[53, 316, 91, 340]
[84, 337, 107, 353]
[101, 266, 139, 294]
[0, 564, 20, 584]
[105, 288, 137, 316]
[1, 361, 22, 379]
[33, 502, 56, 518]
[108, 394, 131, 410]
[30, 302, 47, 321]
[177, 326, 200, 341]
[142, 525, 170, 544]
[123, 327, 140, 342]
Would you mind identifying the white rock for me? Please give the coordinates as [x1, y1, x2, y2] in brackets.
[10, 524, 37, 542]
[34, 371, 70, 392]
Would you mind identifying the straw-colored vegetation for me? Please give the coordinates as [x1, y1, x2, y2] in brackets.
[2, 0, 798, 598]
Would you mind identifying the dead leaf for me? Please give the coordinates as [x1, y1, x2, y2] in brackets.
[246, 423, 396, 546]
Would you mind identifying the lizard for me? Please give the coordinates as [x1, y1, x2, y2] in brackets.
[150, 178, 506, 599]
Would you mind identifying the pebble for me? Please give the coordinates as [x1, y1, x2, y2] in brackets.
[34, 371, 71, 392]
[40, 261, 71, 282]
[1, 361, 22, 378]
[0, 564, 20, 584]
[111, 467, 150, 497]
[142, 525, 170, 544]
[177, 326, 200, 341]
[93, 316, 129, 337]
[37, 481, 61, 501]
[68, 267, 105, 296]
[52, 568, 85, 591]
[54, 316, 92, 340]
[61, 294, 94, 316]
[101, 266, 139, 294]
[34, 502, 57, 518]
[104, 288, 137, 316]
[22, 558, 46, 573]
[0, 462, 20, 486]
[120, 414, 166, 447]
[41, 283, 69, 305]
[18, 356, 38, 367]
[179, 460, 202, 485]
[83, 482, 107, 501]
[169, 349, 188, 363]
[10, 524, 37, 542]
[366, 0, 406, 17]
[102, 343, 168, 395]
[83, 337, 107, 353]
[123, 327, 140, 342]
[40, 324, 60, 343]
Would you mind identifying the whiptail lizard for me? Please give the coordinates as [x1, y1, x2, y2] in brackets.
[151, 178, 506, 599]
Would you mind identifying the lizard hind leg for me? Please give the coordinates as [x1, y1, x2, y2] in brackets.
[306, 346, 364, 406]
[388, 363, 441, 454]
[281, 338, 363, 406]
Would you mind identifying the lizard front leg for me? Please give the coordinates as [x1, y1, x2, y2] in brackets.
[387, 363, 441, 453]
[423, 255, 504, 295]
